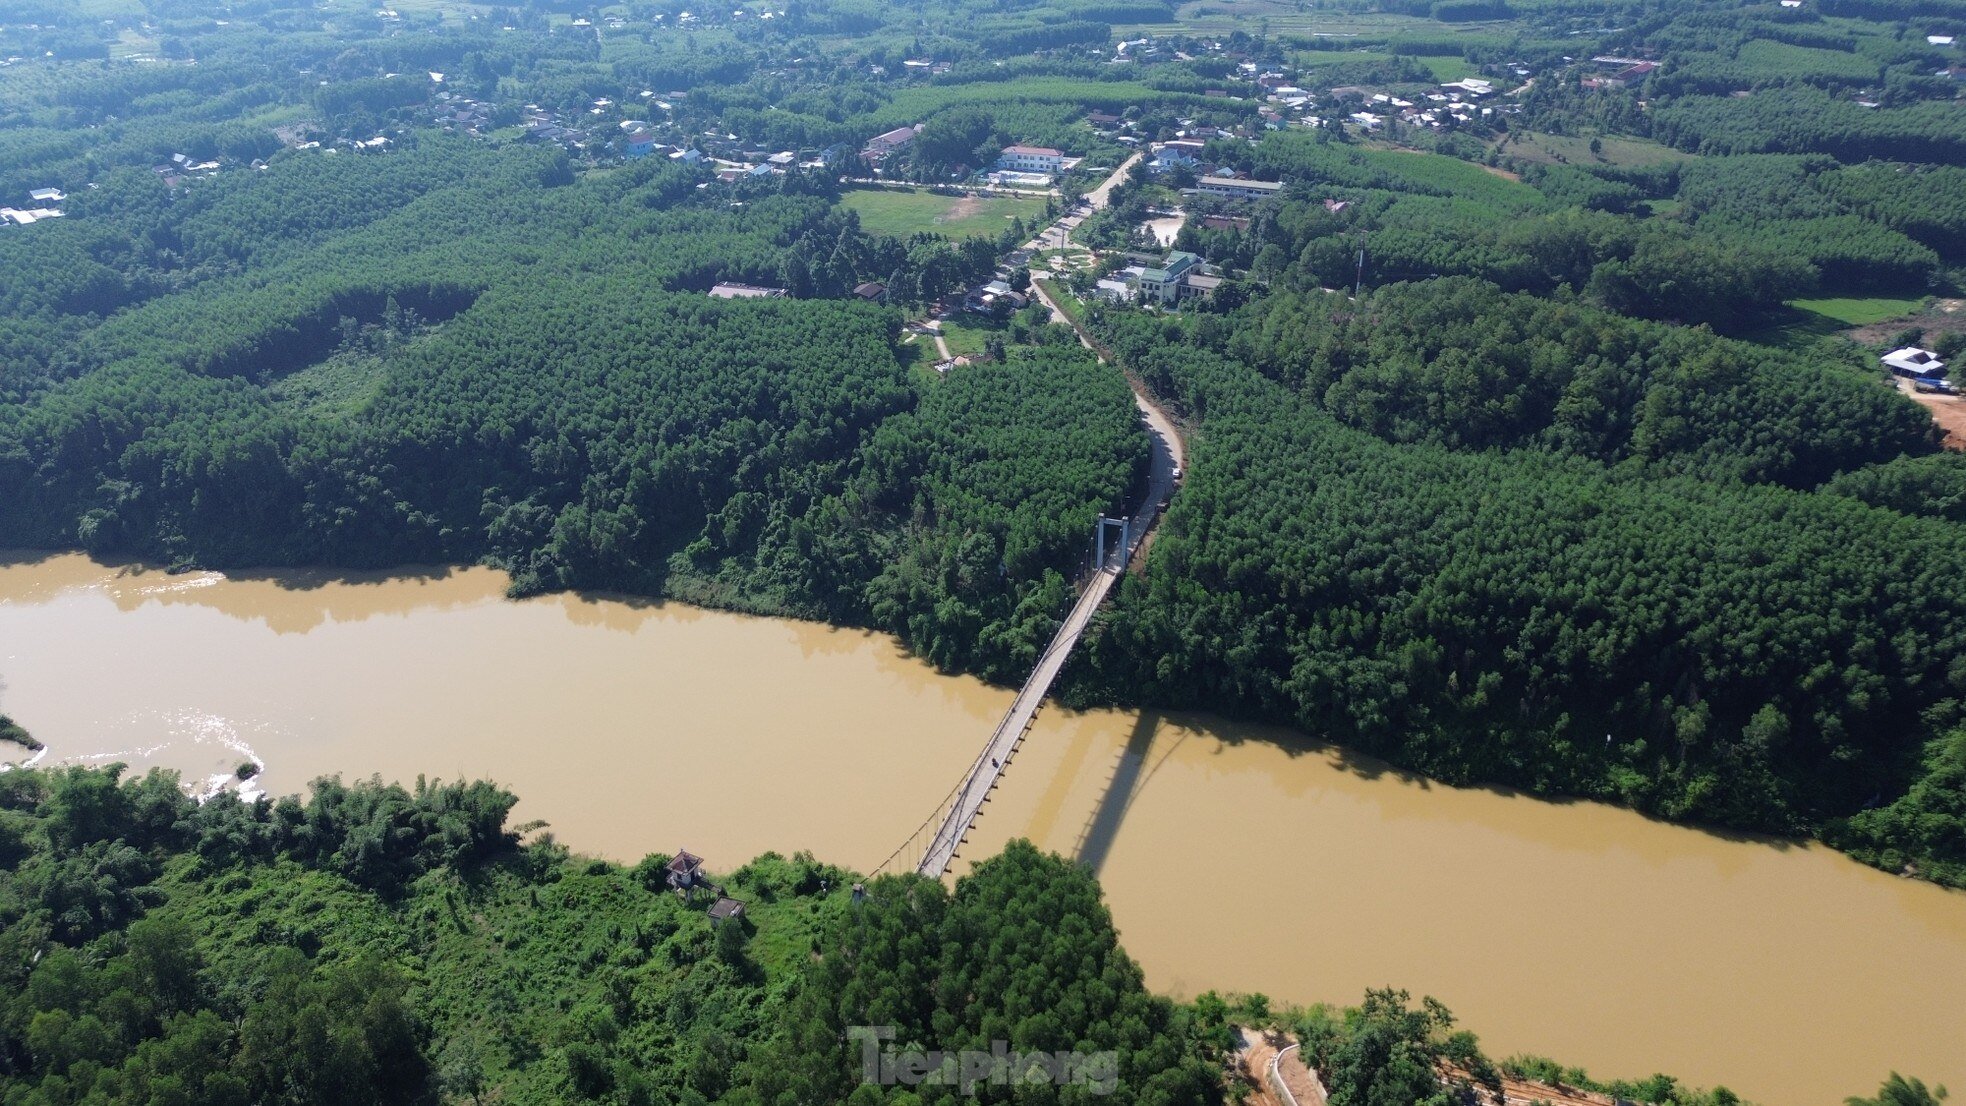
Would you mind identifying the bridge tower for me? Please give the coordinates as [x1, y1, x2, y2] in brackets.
[1094, 516, 1131, 572]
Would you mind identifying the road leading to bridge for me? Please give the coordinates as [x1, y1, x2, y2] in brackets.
[908, 151, 1183, 879]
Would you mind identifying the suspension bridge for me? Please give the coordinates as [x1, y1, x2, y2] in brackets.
[875, 386, 1183, 879]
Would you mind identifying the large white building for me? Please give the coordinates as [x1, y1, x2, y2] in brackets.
[997, 145, 1064, 174]
[1195, 176, 1283, 201]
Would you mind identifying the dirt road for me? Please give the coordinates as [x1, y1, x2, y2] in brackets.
[1237, 1028, 1325, 1106]
[1898, 378, 1966, 449]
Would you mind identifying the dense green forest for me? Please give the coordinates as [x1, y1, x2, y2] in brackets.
[0, 765, 1232, 1103]
[1077, 279, 1966, 856]
[3, 763, 1916, 1104]
[1, 0, 1965, 1097]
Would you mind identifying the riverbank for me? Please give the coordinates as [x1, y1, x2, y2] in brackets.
[2, 551, 1963, 1102]
[0, 714, 40, 752]
[7, 529, 1962, 898]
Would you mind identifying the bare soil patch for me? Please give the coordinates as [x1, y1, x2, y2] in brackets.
[939, 196, 986, 223]
[1848, 298, 1966, 346]
[1898, 378, 1966, 451]
[1235, 1027, 1326, 1106]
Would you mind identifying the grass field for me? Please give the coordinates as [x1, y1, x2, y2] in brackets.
[1788, 295, 1927, 327]
[1292, 50, 1398, 68]
[1738, 295, 1926, 351]
[840, 188, 1045, 241]
[1494, 131, 1695, 169]
[939, 318, 1004, 358]
[265, 349, 390, 421]
[1414, 55, 1475, 81]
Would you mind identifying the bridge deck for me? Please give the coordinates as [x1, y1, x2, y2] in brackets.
[916, 563, 1124, 876]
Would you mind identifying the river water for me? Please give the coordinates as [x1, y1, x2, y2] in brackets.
[2, 552, 1961, 1104]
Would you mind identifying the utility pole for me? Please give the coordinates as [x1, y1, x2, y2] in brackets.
[1354, 232, 1367, 298]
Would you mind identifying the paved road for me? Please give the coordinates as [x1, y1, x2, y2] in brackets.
[1081, 151, 1141, 211]
[1019, 152, 1141, 253]
[907, 149, 1185, 877]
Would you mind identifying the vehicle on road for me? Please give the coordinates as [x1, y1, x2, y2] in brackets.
[1913, 376, 1959, 395]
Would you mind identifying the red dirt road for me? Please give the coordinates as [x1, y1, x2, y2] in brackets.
[1899, 378, 1966, 450]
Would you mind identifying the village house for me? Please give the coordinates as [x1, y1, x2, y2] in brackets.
[1883, 346, 1948, 379]
[0, 207, 63, 226]
[666, 850, 705, 890]
[862, 124, 919, 162]
[966, 278, 1028, 313]
[1147, 143, 1200, 174]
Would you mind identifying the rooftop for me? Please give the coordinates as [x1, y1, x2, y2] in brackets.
[1198, 176, 1282, 191]
[709, 283, 788, 299]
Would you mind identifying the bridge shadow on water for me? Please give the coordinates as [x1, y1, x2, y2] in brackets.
[1072, 710, 1191, 877]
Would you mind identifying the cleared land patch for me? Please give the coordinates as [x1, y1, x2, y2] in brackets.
[1790, 295, 1929, 328]
[1495, 131, 1696, 169]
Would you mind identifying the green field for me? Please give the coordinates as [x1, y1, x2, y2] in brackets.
[1734, 39, 1881, 84]
[840, 188, 1045, 241]
[1738, 294, 1926, 350]
[1788, 295, 1927, 327]
[1292, 50, 1398, 68]
[938, 317, 1003, 358]
[1494, 130, 1697, 169]
[874, 78, 1204, 127]
[1414, 55, 1476, 81]
[108, 28, 159, 59]
[1114, 0, 1486, 36]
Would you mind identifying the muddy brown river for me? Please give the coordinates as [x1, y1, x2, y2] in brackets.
[2, 552, 1961, 1104]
